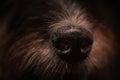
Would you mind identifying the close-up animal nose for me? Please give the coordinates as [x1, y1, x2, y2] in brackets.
[50, 28, 93, 63]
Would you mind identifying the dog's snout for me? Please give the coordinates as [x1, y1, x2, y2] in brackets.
[50, 27, 93, 63]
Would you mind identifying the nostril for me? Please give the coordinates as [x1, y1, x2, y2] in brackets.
[52, 38, 72, 54]
[80, 38, 93, 54]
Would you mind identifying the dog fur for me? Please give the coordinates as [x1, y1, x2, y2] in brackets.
[0, 0, 119, 80]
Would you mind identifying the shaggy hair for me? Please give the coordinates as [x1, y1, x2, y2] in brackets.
[0, 0, 118, 80]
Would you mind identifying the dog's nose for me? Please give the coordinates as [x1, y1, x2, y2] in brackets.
[50, 28, 93, 63]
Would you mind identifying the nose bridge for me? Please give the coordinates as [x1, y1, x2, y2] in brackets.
[61, 28, 82, 39]
[50, 26, 78, 39]
[54, 26, 93, 40]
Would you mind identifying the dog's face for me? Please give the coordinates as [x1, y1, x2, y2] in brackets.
[0, 0, 117, 80]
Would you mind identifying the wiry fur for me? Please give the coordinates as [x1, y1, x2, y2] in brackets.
[0, 0, 118, 80]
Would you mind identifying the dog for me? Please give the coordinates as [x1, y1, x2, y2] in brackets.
[0, 0, 119, 80]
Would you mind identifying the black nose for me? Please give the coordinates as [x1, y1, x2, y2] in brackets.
[50, 28, 93, 63]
